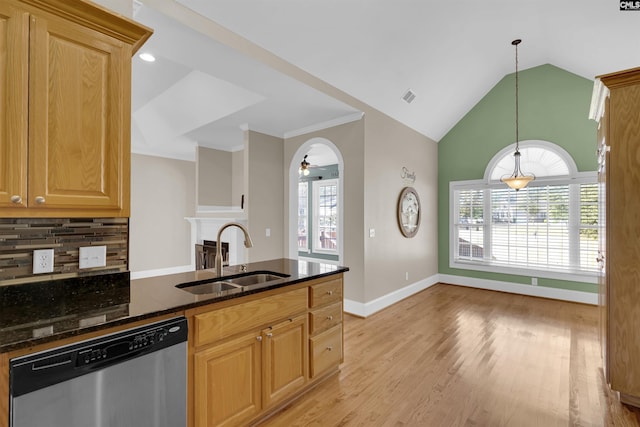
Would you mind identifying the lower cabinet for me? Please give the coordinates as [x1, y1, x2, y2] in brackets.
[310, 324, 342, 378]
[308, 278, 344, 379]
[262, 315, 308, 407]
[194, 332, 262, 427]
[194, 315, 308, 427]
[189, 275, 344, 427]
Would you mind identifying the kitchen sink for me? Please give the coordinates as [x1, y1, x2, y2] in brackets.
[225, 273, 287, 287]
[175, 281, 241, 295]
[176, 271, 290, 295]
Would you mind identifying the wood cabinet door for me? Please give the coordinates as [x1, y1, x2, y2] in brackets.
[262, 315, 308, 407]
[27, 10, 130, 214]
[194, 332, 262, 427]
[607, 81, 640, 397]
[0, 1, 28, 208]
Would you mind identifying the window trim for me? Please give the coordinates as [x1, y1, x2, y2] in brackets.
[449, 172, 598, 284]
[312, 178, 338, 255]
[297, 181, 309, 252]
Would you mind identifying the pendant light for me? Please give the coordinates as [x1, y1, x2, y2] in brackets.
[299, 155, 310, 176]
[501, 39, 535, 191]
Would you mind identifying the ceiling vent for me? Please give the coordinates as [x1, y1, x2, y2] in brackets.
[402, 89, 417, 104]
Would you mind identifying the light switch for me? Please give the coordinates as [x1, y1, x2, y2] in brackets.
[79, 245, 107, 269]
[266, 228, 271, 237]
[369, 228, 375, 238]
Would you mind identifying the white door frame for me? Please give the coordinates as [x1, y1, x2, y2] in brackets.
[288, 138, 344, 263]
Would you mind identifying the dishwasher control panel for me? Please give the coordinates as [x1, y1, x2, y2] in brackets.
[75, 324, 173, 367]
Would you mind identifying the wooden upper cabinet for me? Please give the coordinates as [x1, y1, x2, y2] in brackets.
[0, 2, 29, 208]
[0, 0, 152, 217]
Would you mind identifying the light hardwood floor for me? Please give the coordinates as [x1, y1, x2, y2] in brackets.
[261, 283, 640, 427]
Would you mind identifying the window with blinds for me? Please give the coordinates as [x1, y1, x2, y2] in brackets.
[452, 182, 598, 277]
[450, 141, 598, 281]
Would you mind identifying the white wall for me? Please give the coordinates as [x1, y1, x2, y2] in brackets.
[246, 131, 285, 262]
[197, 147, 232, 206]
[130, 154, 195, 272]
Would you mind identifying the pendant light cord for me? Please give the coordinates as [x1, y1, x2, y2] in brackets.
[513, 39, 521, 152]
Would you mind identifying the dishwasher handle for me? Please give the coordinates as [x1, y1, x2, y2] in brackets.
[31, 357, 73, 371]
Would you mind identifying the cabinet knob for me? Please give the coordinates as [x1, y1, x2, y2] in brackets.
[256, 336, 262, 342]
[34, 196, 46, 204]
[266, 332, 273, 338]
[327, 315, 333, 321]
[10, 195, 22, 204]
[327, 290, 333, 295]
[326, 346, 333, 351]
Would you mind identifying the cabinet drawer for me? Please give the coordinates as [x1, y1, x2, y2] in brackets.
[310, 324, 342, 378]
[194, 288, 307, 347]
[309, 278, 342, 308]
[309, 302, 342, 336]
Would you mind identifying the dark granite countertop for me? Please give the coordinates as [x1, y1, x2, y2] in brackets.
[0, 258, 348, 353]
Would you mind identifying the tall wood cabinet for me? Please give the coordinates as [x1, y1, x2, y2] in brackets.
[594, 67, 640, 407]
[0, 0, 151, 217]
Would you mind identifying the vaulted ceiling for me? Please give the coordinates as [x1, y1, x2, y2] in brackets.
[130, 0, 640, 160]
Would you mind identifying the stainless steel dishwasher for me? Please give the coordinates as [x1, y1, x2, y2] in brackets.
[9, 316, 188, 427]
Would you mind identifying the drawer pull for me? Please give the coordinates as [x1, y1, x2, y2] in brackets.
[256, 336, 263, 342]
[327, 315, 333, 321]
[35, 196, 46, 204]
[326, 346, 333, 351]
[327, 291, 333, 295]
[10, 195, 22, 204]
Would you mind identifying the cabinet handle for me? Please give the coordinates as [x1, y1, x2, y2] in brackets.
[10, 195, 22, 204]
[266, 332, 273, 338]
[256, 336, 262, 342]
[327, 315, 333, 321]
[326, 346, 333, 351]
[35, 196, 46, 204]
[327, 290, 333, 295]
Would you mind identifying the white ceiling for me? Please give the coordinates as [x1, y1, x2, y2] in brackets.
[132, 0, 640, 161]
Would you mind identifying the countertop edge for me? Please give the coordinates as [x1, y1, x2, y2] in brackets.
[0, 266, 348, 354]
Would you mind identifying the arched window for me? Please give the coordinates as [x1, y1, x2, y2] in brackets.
[485, 140, 576, 182]
[450, 140, 598, 282]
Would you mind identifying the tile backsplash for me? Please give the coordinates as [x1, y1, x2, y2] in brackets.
[0, 218, 128, 286]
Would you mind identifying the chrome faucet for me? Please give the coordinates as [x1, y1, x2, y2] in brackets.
[216, 222, 253, 277]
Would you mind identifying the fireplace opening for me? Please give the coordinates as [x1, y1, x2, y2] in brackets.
[195, 240, 229, 270]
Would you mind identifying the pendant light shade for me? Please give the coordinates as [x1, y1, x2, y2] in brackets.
[501, 39, 535, 191]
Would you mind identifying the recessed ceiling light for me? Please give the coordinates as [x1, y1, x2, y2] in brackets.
[139, 52, 156, 62]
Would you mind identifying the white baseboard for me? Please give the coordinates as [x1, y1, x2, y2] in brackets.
[343, 274, 439, 317]
[438, 274, 598, 305]
[130, 264, 193, 280]
[343, 273, 597, 318]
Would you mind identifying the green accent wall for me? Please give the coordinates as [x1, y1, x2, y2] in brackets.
[438, 64, 598, 293]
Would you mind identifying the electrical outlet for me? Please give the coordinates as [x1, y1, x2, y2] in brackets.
[405, 272, 409, 281]
[531, 277, 538, 286]
[33, 249, 54, 274]
[79, 246, 107, 269]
